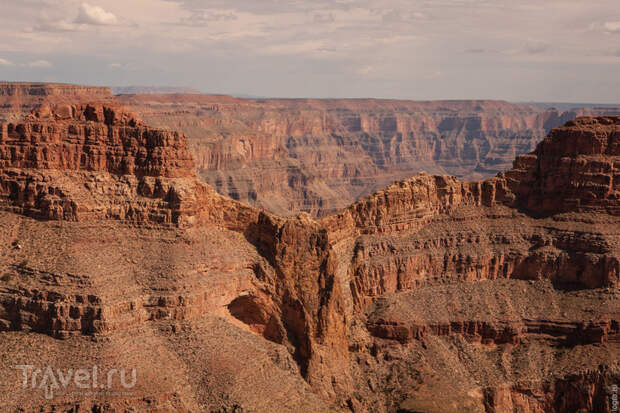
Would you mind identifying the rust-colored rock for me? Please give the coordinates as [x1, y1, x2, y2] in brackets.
[117, 94, 619, 217]
[0, 110, 618, 412]
[0, 82, 113, 122]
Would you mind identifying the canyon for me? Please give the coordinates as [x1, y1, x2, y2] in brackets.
[0, 98, 617, 412]
[116, 93, 620, 216]
[2, 82, 619, 217]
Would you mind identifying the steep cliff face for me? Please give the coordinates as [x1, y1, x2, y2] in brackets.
[320, 116, 620, 412]
[118, 94, 612, 216]
[0, 82, 113, 122]
[0, 104, 214, 225]
[502, 116, 620, 215]
[0, 110, 617, 412]
[0, 103, 350, 411]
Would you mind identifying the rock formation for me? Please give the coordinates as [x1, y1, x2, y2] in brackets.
[1, 82, 616, 218]
[320, 115, 620, 412]
[0, 104, 617, 412]
[118, 94, 618, 216]
[0, 104, 348, 411]
[0, 82, 113, 123]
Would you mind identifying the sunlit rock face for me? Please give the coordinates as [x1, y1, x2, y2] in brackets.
[118, 93, 617, 217]
[0, 108, 617, 412]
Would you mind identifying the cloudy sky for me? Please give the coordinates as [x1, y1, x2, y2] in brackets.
[0, 0, 619, 102]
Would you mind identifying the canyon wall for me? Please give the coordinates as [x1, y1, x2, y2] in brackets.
[318, 115, 620, 412]
[0, 82, 113, 123]
[0, 82, 617, 218]
[118, 94, 618, 216]
[0, 108, 617, 412]
[0, 91, 617, 412]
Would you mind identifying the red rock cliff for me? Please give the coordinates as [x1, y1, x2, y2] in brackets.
[318, 117, 620, 411]
[0, 111, 617, 413]
[0, 82, 113, 122]
[118, 94, 613, 216]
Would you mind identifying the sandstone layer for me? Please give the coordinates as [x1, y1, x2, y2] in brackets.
[1, 82, 617, 218]
[320, 115, 620, 412]
[0, 82, 113, 123]
[0, 106, 617, 412]
[118, 93, 618, 216]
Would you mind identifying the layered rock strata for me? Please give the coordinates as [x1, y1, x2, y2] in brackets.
[0, 110, 617, 412]
[0, 82, 113, 122]
[118, 94, 618, 216]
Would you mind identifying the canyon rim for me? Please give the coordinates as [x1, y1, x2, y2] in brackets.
[1, 0, 619, 412]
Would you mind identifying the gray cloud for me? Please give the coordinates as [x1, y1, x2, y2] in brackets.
[524, 42, 549, 55]
[381, 9, 426, 23]
[465, 48, 492, 54]
[28, 60, 53, 68]
[0, 0, 618, 103]
[313, 13, 335, 24]
[32, 19, 81, 32]
[178, 9, 238, 26]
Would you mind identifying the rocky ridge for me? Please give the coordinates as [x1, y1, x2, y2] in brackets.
[319, 115, 620, 411]
[1, 82, 617, 218]
[0, 82, 113, 123]
[118, 94, 618, 216]
[0, 105, 617, 412]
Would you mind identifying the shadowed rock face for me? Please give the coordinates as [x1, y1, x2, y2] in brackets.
[0, 109, 618, 412]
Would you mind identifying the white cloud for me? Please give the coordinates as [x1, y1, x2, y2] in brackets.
[603, 21, 620, 33]
[28, 60, 53, 68]
[178, 9, 237, 26]
[33, 19, 82, 32]
[75, 3, 118, 25]
[0, 58, 13, 66]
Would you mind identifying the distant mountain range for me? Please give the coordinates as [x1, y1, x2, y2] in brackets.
[111, 86, 202, 95]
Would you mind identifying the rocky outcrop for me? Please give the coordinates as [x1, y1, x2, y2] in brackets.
[0, 104, 260, 226]
[238, 212, 352, 401]
[323, 117, 620, 310]
[0, 82, 113, 122]
[0, 103, 195, 177]
[118, 94, 617, 216]
[0, 111, 618, 412]
[501, 116, 620, 215]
